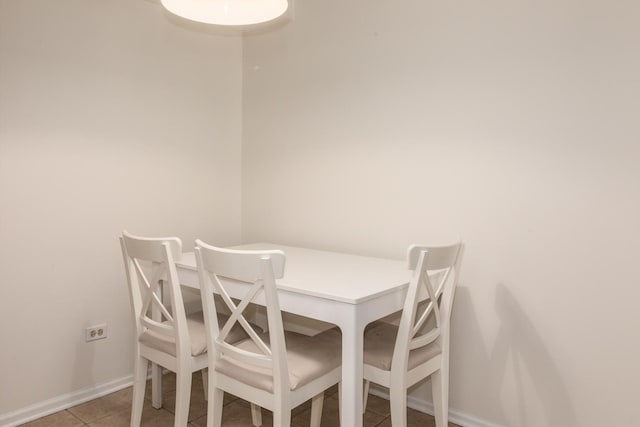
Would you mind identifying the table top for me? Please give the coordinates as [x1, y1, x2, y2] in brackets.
[176, 243, 412, 305]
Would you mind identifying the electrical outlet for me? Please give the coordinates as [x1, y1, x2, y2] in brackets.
[85, 324, 108, 342]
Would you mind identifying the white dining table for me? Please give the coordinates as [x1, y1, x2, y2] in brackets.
[160, 243, 412, 427]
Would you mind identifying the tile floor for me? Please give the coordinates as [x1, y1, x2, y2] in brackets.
[19, 372, 460, 426]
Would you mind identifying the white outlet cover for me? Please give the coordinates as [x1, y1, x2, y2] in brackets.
[85, 323, 108, 342]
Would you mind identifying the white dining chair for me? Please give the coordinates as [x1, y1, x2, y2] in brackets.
[120, 231, 256, 427]
[362, 242, 463, 427]
[120, 231, 207, 427]
[195, 240, 342, 427]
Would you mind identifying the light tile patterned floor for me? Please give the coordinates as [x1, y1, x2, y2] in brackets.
[19, 372, 460, 426]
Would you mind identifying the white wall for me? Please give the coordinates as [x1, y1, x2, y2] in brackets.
[2, 0, 639, 424]
[0, 0, 242, 415]
[242, 0, 640, 426]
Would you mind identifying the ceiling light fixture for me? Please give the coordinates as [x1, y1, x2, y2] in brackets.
[161, 0, 289, 26]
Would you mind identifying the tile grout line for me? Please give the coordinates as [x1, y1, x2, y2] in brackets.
[65, 408, 90, 426]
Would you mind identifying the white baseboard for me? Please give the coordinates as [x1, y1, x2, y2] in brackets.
[369, 387, 504, 427]
[0, 375, 134, 427]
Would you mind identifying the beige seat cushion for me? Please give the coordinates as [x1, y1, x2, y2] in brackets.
[364, 321, 441, 371]
[139, 311, 254, 357]
[215, 328, 342, 392]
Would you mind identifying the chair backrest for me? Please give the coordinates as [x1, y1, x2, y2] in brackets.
[120, 231, 191, 357]
[194, 240, 288, 394]
[391, 242, 463, 373]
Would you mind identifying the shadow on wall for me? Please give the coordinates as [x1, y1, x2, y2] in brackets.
[490, 283, 578, 427]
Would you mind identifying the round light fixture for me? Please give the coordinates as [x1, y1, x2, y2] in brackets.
[161, 0, 289, 26]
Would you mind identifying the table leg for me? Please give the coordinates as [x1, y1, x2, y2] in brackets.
[340, 318, 364, 427]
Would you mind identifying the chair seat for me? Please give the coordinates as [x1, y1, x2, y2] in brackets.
[364, 321, 441, 371]
[216, 328, 342, 392]
[139, 311, 253, 357]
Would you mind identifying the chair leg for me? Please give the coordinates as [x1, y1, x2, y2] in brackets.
[338, 382, 342, 422]
[431, 368, 449, 427]
[251, 403, 262, 426]
[363, 380, 371, 414]
[210, 388, 224, 427]
[309, 392, 324, 427]
[273, 411, 291, 427]
[272, 398, 291, 427]
[151, 363, 163, 409]
[389, 385, 407, 427]
[174, 370, 193, 427]
[130, 356, 148, 427]
[201, 369, 208, 400]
